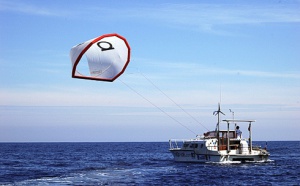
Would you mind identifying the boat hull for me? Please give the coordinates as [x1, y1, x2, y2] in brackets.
[170, 149, 269, 163]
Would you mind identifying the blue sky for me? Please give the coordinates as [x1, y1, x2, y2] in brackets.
[0, 0, 299, 142]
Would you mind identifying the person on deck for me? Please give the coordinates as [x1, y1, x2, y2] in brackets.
[236, 126, 242, 139]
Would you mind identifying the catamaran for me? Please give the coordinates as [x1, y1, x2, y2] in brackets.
[169, 105, 270, 163]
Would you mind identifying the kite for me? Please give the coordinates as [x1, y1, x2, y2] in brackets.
[70, 33, 130, 82]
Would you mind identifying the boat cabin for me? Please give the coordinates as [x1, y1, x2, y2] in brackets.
[203, 130, 240, 151]
[204, 130, 236, 139]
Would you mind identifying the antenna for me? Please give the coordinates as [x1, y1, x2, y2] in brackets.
[229, 109, 236, 127]
[219, 85, 221, 103]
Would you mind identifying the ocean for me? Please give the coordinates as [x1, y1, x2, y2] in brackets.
[0, 141, 299, 185]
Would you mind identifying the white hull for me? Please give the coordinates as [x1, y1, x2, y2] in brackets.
[170, 149, 269, 163]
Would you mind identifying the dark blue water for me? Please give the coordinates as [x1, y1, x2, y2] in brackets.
[0, 141, 299, 185]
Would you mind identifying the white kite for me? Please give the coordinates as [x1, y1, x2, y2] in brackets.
[70, 33, 130, 82]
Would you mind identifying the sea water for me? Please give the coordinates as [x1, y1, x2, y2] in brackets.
[0, 141, 299, 185]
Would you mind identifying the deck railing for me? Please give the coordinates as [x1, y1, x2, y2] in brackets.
[169, 139, 186, 149]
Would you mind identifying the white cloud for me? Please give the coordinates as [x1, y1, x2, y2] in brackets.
[0, 0, 70, 17]
[135, 59, 300, 79]
[120, 3, 300, 34]
[3, 1, 299, 30]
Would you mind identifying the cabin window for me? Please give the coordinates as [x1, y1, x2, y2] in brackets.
[190, 144, 198, 148]
[219, 131, 235, 139]
[204, 131, 217, 138]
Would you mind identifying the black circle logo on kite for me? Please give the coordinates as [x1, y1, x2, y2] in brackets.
[97, 41, 115, 51]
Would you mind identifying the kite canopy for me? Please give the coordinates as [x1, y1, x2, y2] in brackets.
[70, 33, 130, 82]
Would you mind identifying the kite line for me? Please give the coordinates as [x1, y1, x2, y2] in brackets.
[119, 79, 197, 135]
[139, 72, 209, 131]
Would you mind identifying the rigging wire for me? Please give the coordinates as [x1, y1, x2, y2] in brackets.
[119, 78, 197, 136]
[139, 72, 209, 131]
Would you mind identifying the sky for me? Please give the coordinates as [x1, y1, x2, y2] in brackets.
[0, 0, 299, 142]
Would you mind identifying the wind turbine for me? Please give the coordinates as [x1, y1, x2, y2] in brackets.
[213, 103, 225, 151]
[213, 103, 225, 132]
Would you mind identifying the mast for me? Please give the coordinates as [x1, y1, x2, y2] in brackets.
[249, 121, 252, 154]
[227, 121, 230, 154]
